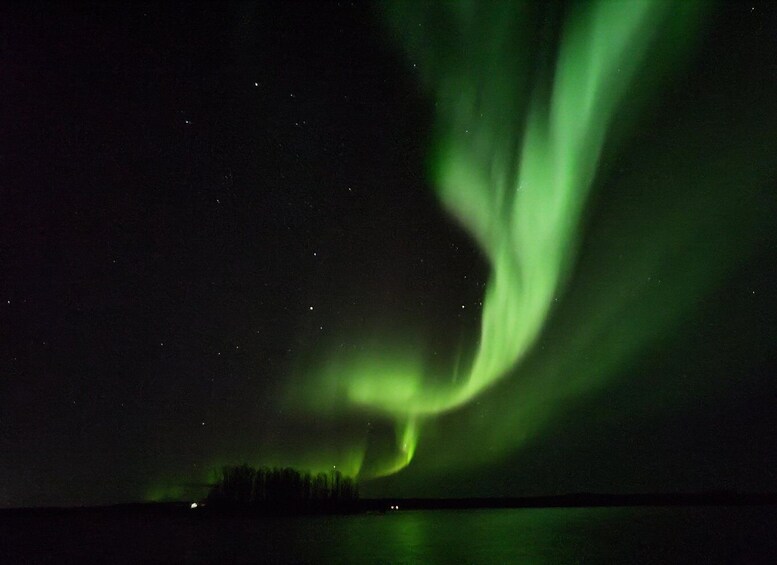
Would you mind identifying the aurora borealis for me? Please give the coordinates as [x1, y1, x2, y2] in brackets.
[3, 1, 777, 507]
[288, 0, 710, 478]
[284, 0, 777, 484]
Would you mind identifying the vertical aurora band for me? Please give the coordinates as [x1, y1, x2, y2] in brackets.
[375, 0, 703, 414]
[284, 1, 711, 479]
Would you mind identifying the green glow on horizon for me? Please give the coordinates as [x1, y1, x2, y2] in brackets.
[146, 483, 187, 503]
[284, 0, 705, 479]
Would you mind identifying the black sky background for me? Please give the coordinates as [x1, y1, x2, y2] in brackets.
[1, 1, 488, 506]
[2, 1, 777, 507]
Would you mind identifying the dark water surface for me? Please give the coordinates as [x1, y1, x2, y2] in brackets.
[3, 505, 776, 563]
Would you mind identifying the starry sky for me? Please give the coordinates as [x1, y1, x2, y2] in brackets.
[2, 1, 777, 507]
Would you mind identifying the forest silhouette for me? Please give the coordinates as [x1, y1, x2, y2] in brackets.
[207, 465, 359, 513]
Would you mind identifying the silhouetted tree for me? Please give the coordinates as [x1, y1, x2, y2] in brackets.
[212, 464, 256, 506]
[313, 472, 329, 501]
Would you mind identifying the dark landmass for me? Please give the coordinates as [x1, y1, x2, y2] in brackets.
[201, 464, 777, 515]
[363, 491, 777, 511]
[3, 491, 777, 517]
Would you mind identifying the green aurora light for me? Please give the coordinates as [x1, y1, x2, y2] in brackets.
[287, 0, 705, 479]
[216, 0, 777, 487]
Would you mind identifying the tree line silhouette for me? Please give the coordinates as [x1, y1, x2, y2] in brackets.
[207, 465, 359, 512]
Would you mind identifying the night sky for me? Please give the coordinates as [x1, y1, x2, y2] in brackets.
[2, 1, 777, 508]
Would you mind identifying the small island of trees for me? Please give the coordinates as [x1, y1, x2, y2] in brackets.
[206, 465, 359, 514]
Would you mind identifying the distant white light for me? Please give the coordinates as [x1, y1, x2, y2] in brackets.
[190, 502, 198, 509]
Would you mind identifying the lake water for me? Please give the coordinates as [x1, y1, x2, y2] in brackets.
[3, 505, 776, 563]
